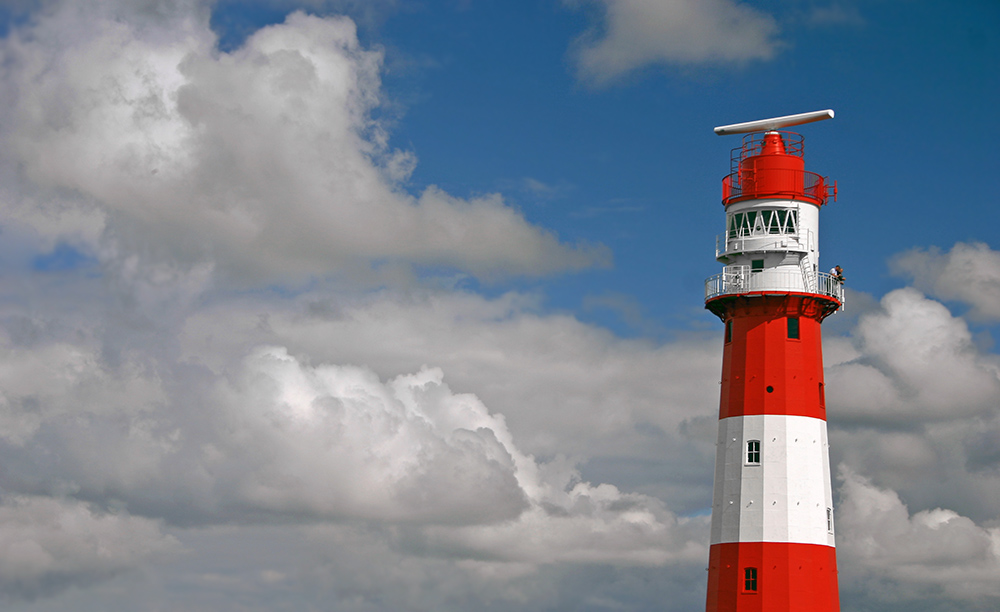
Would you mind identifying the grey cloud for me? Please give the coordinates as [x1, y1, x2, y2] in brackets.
[176, 289, 721, 462]
[826, 287, 1000, 424]
[0, 495, 177, 601]
[0, 298, 705, 564]
[567, 0, 781, 86]
[836, 466, 1000, 601]
[1, 0, 998, 608]
[0, 339, 531, 526]
[891, 241, 1000, 322]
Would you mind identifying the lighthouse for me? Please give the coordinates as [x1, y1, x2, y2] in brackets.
[703, 110, 843, 611]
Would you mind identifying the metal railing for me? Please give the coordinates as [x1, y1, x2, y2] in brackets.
[730, 131, 805, 174]
[722, 169, 829, 206]
[705, 266, 844, 303]
[715, 230, 812, 260]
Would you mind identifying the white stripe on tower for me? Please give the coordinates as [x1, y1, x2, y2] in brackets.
[710, 415, 834, 546]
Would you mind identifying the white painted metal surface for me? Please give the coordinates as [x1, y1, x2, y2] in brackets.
[709, 415, 835, 546]
[704, 197, 845, 303]
[723, 199, 820, 258]
[704, 268, 844, 301]
[714, 109, 835, 136]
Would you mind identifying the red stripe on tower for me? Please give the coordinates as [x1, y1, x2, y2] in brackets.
[704, 110, 842, 612]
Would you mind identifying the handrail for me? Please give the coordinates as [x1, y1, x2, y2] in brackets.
[705, 267, 844, 303]
[730, 131, 805, 175]
[715, 229, 813, 260]
[722, 169, 828, 206]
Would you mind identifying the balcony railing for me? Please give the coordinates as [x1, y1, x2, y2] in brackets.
[705, 266, 844, 303]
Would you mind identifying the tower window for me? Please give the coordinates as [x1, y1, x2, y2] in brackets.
[787, 317, 800, 339]
[827, 507, 834, 533]
[727, 210, 798, 238]
[746, 440, 761, 464]
[725, 320, 733, 343]
[744, 567, 758, 592]
[751, 259, 764, 272]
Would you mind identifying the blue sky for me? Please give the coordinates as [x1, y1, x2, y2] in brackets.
[234, 0, 999, 336]
[0, 1, 998, 611]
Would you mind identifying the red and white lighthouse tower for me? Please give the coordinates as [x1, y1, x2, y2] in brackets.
[703, 110, 843, 611]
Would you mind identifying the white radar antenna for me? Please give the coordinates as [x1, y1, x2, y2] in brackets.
[713, 109, 834, 136]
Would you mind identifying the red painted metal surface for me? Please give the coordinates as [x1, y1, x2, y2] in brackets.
[705, 542, 840, 612]
[721, 132, 831, 206]
[706, 122, 841, 612]
[704, 292, 841, 611]
[708, 294, 837, 421]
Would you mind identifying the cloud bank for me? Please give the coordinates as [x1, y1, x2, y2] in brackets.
[0, 495, 176, 601]
[0, 0, 997, 609]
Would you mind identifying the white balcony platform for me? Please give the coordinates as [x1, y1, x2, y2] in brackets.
[705, 266, 844, 303]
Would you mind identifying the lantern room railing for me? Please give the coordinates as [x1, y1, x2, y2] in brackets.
[730, 131, 805, 172]
[722, 169, 831, 206]
[721, 130, 835, 206]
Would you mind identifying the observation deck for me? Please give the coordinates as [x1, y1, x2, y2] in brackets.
[704, 267, 844, 303]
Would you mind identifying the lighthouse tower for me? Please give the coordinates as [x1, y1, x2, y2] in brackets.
[703, 110, 843, 611]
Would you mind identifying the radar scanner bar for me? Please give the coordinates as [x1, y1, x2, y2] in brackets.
[713, 109, 834, 136]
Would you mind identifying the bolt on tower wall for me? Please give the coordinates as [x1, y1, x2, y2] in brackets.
[704, 110, 842, 612]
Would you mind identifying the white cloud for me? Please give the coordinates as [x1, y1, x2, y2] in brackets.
[0, 495, 177, 600]
[567, 0, 781, 86]
[0, 0, 997, 608]
[0, 291, 710, 558]
[805, 3, 865, 27]
[206, 346, 531, 525]
[0, 335, 167, 447]
[0, 3, 606, 288]
[837, 466, 1000, 600]
[891, 241, 1000, 322]
[177, 289, 721, 465]
[825, 287, 1000, 423]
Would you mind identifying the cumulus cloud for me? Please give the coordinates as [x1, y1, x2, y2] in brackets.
[0, 2, 605, 287]
[178, 290, 720, 459]
[1, 312, 708, 552]
[837, 466, 1000, 600]
[825, 287, 1000, 423]
[891, 241, 1000, 322]
[567, 0, 781, 86]
[0, 0, 997, 608]
[206, 346, 531, 525]
[0, 283, 710, 557]
[0, 495, 177, 601]
[419, 479, 706, 566]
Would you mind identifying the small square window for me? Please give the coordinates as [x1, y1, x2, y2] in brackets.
[787, 317, 800, 339]
[751, 259, 764, 272]
[744, 567, 758, 592]
[746, 440, 760, 464]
